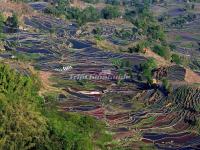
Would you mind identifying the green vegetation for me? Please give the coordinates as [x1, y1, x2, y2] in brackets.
[169, 85, 200, 125]
[111, 58, 132, 77]
[77, 6, 100, 25]
[171, 53, 189, 66]
[133, 116, 156, 128]
[50, 76, 98, 91]
[0, 13, 5, 40]
[132, 98, 146, 112]
[140, 58, 157, 85]
[128, 41, 148, 53]
[94, 35, 105, 41]
[162, 78, 172, 94]
[139, 143, 157, 150]
[125, 2, 173, 60]
[147, 23, 165, 41]
[45, 5, 100, 26]
[44, 0, 123, 25]
[126, 3, 165, 41]
[82, 0, 99, 4]
[43, 92, 59, 103]
[182, 42, 194, 49]
[171, 13, 196, 28]
[11, 51, 42, 62]
[101, 5, 121, 19]
[0, 64, 112, 149]
[0, 64, 45, 149]
[0, 13, 4, 34]
[130, 7, 164, 41]
[2, 0, 200, 149]
[171, 53, 182, 65]
[45, 110, 112, 150]
[110, 58, 132, 84]
[152, 44, 171, 60]
[175, 35, 182, 41]
[44, 0, 111, 25]
[190, 58, 200, 71]
[115, 28, 134, 40]
[44, 0, 69, 17]
[105, 0, 120, 5]
[5, 13, 19, 32]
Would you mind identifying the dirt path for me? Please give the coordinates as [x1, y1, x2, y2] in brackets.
[39, 71, 61, 95]
[145, 49, 171, 67]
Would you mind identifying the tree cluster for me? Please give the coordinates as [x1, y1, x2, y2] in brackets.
[140, 58, 157, 85]
[45, 2, 121, 25]
[0, 64, 111, 150]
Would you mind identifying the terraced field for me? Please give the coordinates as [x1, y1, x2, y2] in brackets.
[151, 0, 200, 73]
[1, 1, 200, 149]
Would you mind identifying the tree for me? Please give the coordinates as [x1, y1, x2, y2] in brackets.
[171, 53, 182, 65]
[82, 0, 99, 4]
[147, 24, 165, 41]
[56, 0, 69, 12]
[0, 64, 49, 149]
[110, 58, 132, 83]
[78, 6, 100, 25]
[152, 44, 171, 60]
[66, 7, 81, 20]
[0, 13, 4, 33]
[44, 0, 69, 17]
[0, 100, 50, 150]
[162, 78, 172, 94]
[128, 41, 148, 53]
[101, 6, 121, 19]
[105, 0, 120, 5]
[0, 64, 112, 149]
[6, 13, 19, 32]
[140, 58, 157, 85]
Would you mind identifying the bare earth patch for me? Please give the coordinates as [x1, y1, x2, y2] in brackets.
[0, 1, 35, 17]
[185, 68, 200, 83]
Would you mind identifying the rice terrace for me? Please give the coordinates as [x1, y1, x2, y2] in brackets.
[0, 0, 200, 150]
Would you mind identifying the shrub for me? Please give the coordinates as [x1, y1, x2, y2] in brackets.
[0, 13, 4, 33]
[101, 5, 121, 19]
[78, 6, 100, 25]
[152, 44, 171, 60]
[44, 7, 60, 16]
[66, 6, 100, 25]
[6, 13, 19, 32]
[162, 78, 172, 94]
[45, 4, 100, 26]
[66, 7, 81, 19]
[105, 0, 120, 5]
[147, 24, 165, 41]
[128, 41, 148, 53]
[124, 9, 137, 21]
[82, 0, 99, 3]
[140, 58, 157, 85]
[110, 58, 132, 83]
[171, 53, 182, 64]
[92, 27, 102, 35]
[171, 53, 189, 66]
